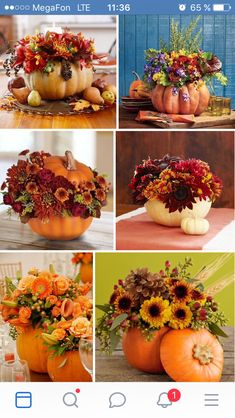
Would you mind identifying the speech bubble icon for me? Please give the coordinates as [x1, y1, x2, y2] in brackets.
[109, 392, 126, 408]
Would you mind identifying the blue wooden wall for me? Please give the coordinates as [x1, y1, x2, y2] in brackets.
[119, 15, 235, 107]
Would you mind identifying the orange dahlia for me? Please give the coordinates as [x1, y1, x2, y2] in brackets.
[31, 277, 52, 299]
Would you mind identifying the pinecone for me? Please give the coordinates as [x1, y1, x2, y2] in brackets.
[61, 60, 72, 81]
[123, 268, 169, 306]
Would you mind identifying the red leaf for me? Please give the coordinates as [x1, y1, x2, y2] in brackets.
[19, 149, 30, 156]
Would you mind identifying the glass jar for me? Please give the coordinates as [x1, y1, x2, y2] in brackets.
[210, 96, 223, 116]
[223, 98, 231, 115]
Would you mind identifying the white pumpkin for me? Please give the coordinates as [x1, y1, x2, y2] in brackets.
[181, 217, 210, 235]
[144, 198, 211, 227]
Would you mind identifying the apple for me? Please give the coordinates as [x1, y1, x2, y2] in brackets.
[8, 76, 26, 93]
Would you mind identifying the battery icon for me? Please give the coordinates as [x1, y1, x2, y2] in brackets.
[212, 4, 231, 11]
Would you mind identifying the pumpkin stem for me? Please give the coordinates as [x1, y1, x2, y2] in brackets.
[193, 344, 214, 365]
[65, 150, 76, 170]
[132, 70, 140, 80]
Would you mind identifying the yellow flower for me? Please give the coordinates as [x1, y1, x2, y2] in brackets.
[170, 280, 192, 303]
[69, 317, 92, 338]
[18, 275, 35, 292]
[169, 303, 192, 329]
[140, 297, 171, 328]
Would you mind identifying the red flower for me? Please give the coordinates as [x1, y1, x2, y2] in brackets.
[71, 204, 89, 218]
[12, 202, 23, 213]
[37, 169, 55, 184]
[3, 194, 13, 205]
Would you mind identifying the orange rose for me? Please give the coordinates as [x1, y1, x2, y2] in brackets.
[19, 307, 31, 323]
[18, 275, 35, 292]
[52, 306, 61, 317]
[46, 295, 58, 305]
[38, 271, 53, 281]
[69, 317, 92, 338]
[57, 320, 73, 330]
[53, 276, 69, 296]
[0, 305, 19, 321]
[75, 296, 92, 314]
[78, 282, 92, 296]
[51, 328, 66, 341]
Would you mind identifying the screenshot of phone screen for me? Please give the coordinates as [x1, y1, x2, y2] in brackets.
[0, 0, 234, 417]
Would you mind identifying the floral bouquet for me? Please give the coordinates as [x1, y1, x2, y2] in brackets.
[96, 258, 228, 382]
[0, 266, 92, 380]
[71, 252, 93, 284]
[1, 150, 109, 240]
[129, 154, 222, 233]
[142, 17, 228, 115]
[4, 31, 96, 78]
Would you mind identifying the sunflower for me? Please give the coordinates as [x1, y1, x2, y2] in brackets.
[140, 296, 171, 328]
[114, 292, 133, 314]
[169, 303, 192, 329]
[170, 280, 192, 303]
[31, 277, 53, 299]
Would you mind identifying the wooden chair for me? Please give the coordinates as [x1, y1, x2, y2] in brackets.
[0, 262, 22, 280]
[0, 262, 22, 300]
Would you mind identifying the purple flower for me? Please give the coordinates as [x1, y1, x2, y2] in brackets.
[157, 53, 165, 63]
[172, 87, 179, 96]
[176, 68, 186, 77]
[153, 66, 161, 73]
[182, 93, 190, 102]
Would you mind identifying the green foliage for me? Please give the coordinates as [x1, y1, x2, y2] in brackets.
[110, 313, 128, 331]
[169, 16, 203, 52]
[209, 322, 228, 338]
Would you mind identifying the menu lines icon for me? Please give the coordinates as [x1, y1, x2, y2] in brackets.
[204, 393, 219, 407]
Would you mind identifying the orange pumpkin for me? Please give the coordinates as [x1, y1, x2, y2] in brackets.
[27, 151, 94, 240]
[47, 350, 92, 382]
[44, 150, 94, 187]
[122, 327, 169, 373]
[24, 61, 93, 100]
[151, 81, 210, 115]
[80, 263, 93, 283]
[160, 329, 224, 382]
[16, 327, 49, 373]
[129, 71, 151, 98]
[28, 215, 93, 241]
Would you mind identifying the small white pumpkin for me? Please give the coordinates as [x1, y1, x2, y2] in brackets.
[181, 217, 210, 235]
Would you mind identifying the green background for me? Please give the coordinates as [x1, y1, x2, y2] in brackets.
[96, 252, 234, 325]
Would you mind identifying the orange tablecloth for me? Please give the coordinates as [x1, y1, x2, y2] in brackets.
[116, 208, 234, 250]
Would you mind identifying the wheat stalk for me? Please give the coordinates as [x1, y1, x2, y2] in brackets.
[193, 253, 233, 283]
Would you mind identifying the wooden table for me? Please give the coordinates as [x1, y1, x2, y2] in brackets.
[0, 211, 113, 250]
[0, 72, 116, 129]
[96, 327, 234, 382]
[119, 106, 235, 129]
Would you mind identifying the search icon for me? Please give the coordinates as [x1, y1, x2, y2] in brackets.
[63, 392, 78, 408]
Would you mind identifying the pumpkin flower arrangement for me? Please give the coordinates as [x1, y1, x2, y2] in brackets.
[0, 266, 93, 381]
[96, 258, 228, 382]
[71, 252, 93, 284]
[1, 149, 110, 240]
[143, 17, 228, 115]
[129, 154, 222, 233]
